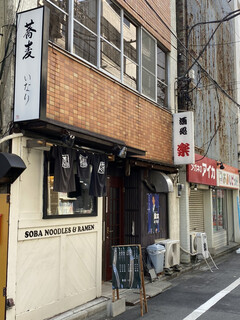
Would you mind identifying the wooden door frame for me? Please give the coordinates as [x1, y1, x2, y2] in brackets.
[103, 175, 124, 281]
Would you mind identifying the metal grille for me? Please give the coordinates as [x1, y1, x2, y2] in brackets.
[189, 190, 204, 232]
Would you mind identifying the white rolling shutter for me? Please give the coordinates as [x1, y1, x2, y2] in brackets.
[189, 190, 204, 232]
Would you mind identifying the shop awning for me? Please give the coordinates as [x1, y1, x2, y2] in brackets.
[18, 120, 146, 157]
[148, 171, 174, 193]
[0, 152, 26, 184]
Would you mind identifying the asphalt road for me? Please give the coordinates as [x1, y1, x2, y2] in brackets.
[112, 250, 240, 320]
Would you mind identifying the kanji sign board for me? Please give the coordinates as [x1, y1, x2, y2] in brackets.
[173, 111, 195, 165]
[14, 6, 49, 122]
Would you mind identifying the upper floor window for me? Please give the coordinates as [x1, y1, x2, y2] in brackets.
[157, 46, 167, 106]
[101, 0, 121, 79]
[40, 0, 168, 107]
[74, 0, 98, 65]
[142, 29, 156, 100]
[43, 0, 69, 50]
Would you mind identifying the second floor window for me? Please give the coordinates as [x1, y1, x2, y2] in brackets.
[40, 0, 168, 108]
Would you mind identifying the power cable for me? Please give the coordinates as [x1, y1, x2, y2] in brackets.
[191, 40, 240, 47]
[0, 0, 23, 79]
[0, 47, 13, 64]
[196, 87, 227, 162]
[185, 9, 240, 77]
[139, 0, 240, 107]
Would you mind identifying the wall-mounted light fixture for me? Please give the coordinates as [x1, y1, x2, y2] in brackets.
[61, 130, 75, 147]
[118, 146, 127, 158]
[217, 161, 225, 170]
[177, 183, 184, 197]
[190, 183, 198, 191]
[114, 145, 127, 158]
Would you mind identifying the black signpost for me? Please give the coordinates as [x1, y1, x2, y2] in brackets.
[111, 244, 148, 316]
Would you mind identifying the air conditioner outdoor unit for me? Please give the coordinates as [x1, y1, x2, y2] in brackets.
[190, 232, 197, 254]
[157, 239, 180, 268]
[196, 232, 209, 259]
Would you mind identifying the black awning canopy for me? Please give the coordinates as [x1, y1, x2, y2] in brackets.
[0, 152, 26, 184]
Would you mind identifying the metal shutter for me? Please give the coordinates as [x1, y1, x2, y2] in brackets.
[189, 190, 204, 232]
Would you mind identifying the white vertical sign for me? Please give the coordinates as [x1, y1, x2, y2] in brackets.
[173, 111, 195, 165]
[14, 7, 44, 122]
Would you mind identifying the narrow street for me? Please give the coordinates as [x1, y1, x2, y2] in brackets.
[107, 251, 240, 320]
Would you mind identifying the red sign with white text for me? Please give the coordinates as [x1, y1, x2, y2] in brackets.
[187, 154, 217, 186]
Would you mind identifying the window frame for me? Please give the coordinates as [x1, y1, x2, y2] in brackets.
[212, 188, 226, 232]
[157, 44, 168, 106]
[41, 0, 168, 107]
[43, 151, 98, 219]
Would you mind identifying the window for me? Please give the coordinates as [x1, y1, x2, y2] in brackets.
[157, 46, 167, 106]
[41, 0, 168, 107]
[43, 150, 97, 218]
[142, 29, 155, 100]
[212, 189, 225, 232]
[123, 15, 138, 89]
[73, 0, 98, 65]
[43, 0, 69, 50]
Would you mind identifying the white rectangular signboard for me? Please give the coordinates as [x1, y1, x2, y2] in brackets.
[14, 7, 44, 122]
[173, 111, 195, 165]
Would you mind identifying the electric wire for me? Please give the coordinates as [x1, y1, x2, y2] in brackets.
[137, 0, 240, 107]
[185, 9, 240, 77]
[196, 88, 222, 161]
[191, 40, 240, 47]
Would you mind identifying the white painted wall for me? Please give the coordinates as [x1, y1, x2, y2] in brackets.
[179, 169, 191, 263]
[7, 137, 103, 320]
[167, 0, 180, 243]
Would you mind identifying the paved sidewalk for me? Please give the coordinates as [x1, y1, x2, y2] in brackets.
[48, 242, 239, 320]
[47, 263, 193, 320]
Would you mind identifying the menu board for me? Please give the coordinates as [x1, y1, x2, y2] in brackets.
[112, 245, 141, 289]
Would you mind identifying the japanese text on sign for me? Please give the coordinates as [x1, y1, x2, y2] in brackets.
[187, 154, 217, 185]
[173, 112, 195, 165]
[14, 7, 46, 122]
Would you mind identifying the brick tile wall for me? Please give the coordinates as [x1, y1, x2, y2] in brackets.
[46, 48, 173, 164]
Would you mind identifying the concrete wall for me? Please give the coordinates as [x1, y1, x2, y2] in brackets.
[185, 0, 238, 167]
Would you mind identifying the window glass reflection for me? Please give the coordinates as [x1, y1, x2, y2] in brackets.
[101, 0, 121, 49]
[101, 40, 121, 79]
[142, 68, 155, 100]
[47, 0, 69, 12]
[43, 0, 68, 50]
[74, 0, 97, 33]
[124, 57, 137, 90]
[157, 80, 167, 106]
[157, 46, 166, 82]
[74, 22, 97, 65]
[142, 30, 155, 74]
[123, 15, 137, 63]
